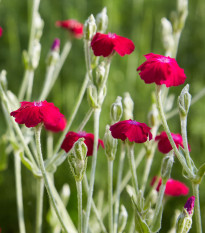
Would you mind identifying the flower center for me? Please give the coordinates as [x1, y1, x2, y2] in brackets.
[108, 32, 116, 39]
[157, 57, 171, 63]
[128, 120, 138, 125]
[34, 101, 43, 107]
[78, 131, 87, 137]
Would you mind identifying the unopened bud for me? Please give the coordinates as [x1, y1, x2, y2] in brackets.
[87, 84, 99, 108]
[178, 84, 191, 117]
[96, 62, 106, 87]
[161, 17, 174, 55]
[68, 138, 88, 181]
[46, 39, 60, 66]
[161, 152, 174, 182]
[165, 94, 175, 112]
[84, 14, 97, 41]
[104, 125, 117, 160]
[148, 103, 159, 127]
[31, 40, 41, 69]
[118, 205, 128, 233]
[96, 7, 108, 33]
[110, 96, 123, 123]
[98, 85, 107, 106]
[51, 38, 60, 51]
[123, 92, 134, 120]
[0, 70, 7, 91]
[34, 12, 44, 40]
[176, 196, 195, 233]
[7, 91, 19, 110]
[177, 0, 188, 30]
[60, 184, 70, 206]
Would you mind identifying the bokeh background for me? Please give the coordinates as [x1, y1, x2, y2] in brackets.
[0, 0, 205, 232]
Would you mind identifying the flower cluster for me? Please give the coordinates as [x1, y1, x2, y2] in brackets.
[56, 19, 83, 39]
[61, 131, 104, 156]
[10, 101, 66, 132]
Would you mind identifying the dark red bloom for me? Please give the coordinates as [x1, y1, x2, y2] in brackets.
[0, 27, 2, 37]
[10, 101, 65, 128]
[91, 32, 135, 57]
[110, 119, 152, 143]
[45, 117, 66, 133]
[184, 196, 195, 215]
[61, 131, 104, 156]
[137, 53, 187, 87]
[151, 177, 189, 196]
[155, 131, 190, 154]
[56, 19, 83, 38]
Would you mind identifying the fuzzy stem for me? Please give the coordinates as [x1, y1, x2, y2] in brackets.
[127, 144, 139, 195]
[35, 178, 44, 233]
[155, 85, 194, 179]
[84, 108, 101, 233]
[113, 143, 125, 233]
[14, 151, 26, 233]
[53, 73, 90, 156]
[108, 160, 113, 233]
[76, 181, 83, 233]
[192, 183, 202, 233]
[77, 108, 94, 131]
[34, 125, 69, 233]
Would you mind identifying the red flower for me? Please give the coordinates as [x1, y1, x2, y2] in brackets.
[56, 19, 83, 39]
[184, 196, 195, 215]
[151, 177, 189, 196]
[155, 131, 190, 154]
[91, 32, 135, 57]
[45, 117, 66, 133]
[61, 131, 104, 156]
[10, 101, 65, 128]
[0, 27, 2, 37]
[110, 119, 152, 143]
[137, 53, 187, 87]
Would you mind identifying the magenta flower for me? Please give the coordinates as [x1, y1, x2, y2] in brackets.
[151, 177, 189, 196]
[45, 117, 66, 133]
[56, 19, 83, 39]
[0, 27, 2, 37]
[91, 32, 135, 57]
[184, 196, 195, 215]
[110, 119, 152, 143]
[155, 131, 190, 154]
[10, 101, 65, 128]
[51, 38, 60, 51]
[61, 131, 104, 156]
[137, 53, 187, 87]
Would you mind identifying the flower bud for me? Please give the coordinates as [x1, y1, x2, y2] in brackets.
[60, 184, 70, 206]
[104, 125, 117, 161]
[123, 92, 134, 120]
[178, 84, 192, 117]
[84, 14, 97, 41]
[51, 38, 60, 51]
[31, 40, 41, 69]
[87, 84, 99, 108]
[68, 138, 88, 181]
[161, 17, 174, 55]
[0, 70, 7, 91]
[95, 62, 106, 87]
[161, 153, 174, 182]
[177, 0, 188, 30]
[110, 96, 123, 123]
[98, 85, 107, 106]
[96, 7, 108, 33]
[118, 205, 128, 233]
[46, 38, 60, 66]
[148, 103, 159, 127]
[34, 12, 44, 40]
[176, 196, 195, 233]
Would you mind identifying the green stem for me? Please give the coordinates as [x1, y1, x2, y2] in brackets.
[53, 73, 90, 156]
[26, 70, 34, 101]
[18, 69, 32, 100]
[35, 178, 44, 233]
[192, 183, 202, 233]
[77, 108, 94, 132]
[108, 160, 113, 233]
[46, 41, 72, 99]
[47, 132, 53, 159]
[126, 144, 138, 195]
[141, 155, 153, 194]
[113, 143, 125, 233]
[83, 176, 107, 233]
[151, 182, 166, 230]
[155, 85, 194, 179]
[76, 181, 82, 233]
[180, 116, 192, 169]
[84, 108, 101, 233]
[34, 125, 69, 233]
[14, 151, 26, 233]
[84, 40, 92, 81]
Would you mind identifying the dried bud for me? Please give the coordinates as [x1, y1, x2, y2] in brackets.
[161, 153, 174, 182]
[118, 205, 128, 233]
[96, 7, 108, 33]
[104, 125, 117, 161]
[178, 84, 192, 117]
[87, 84, 99, 108]
[123, 92, 134, 120]
[110, 96, 123, 123]
[176, 196, 195, 233]
[84, 14, 97, 41]
[68, 138, 88, 181]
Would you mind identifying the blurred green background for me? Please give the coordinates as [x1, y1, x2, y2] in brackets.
[0, 0, 205, 232]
